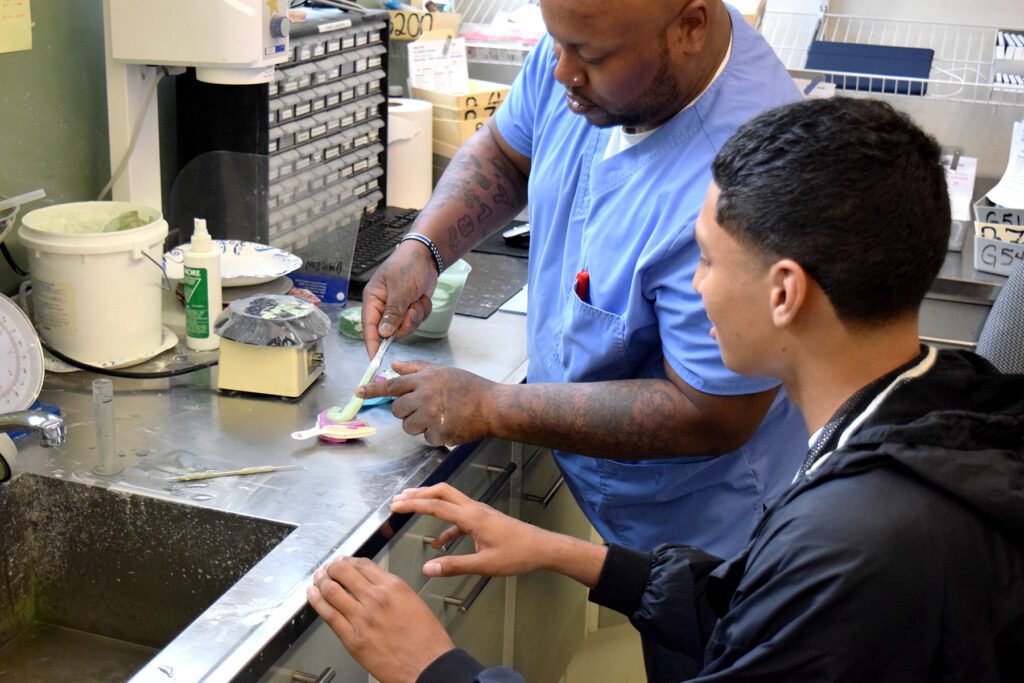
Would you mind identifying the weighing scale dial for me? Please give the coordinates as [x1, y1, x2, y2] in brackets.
[0, 293, 45, 412]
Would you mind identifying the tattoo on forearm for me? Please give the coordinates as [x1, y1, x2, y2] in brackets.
[492, 183, 511, 207]
[430, 140, 527, 255]
[504, 382, 693, 458]
[472, 171, 492, 190]
[460, 184, 480, 210]
[490, 155, 527, 205]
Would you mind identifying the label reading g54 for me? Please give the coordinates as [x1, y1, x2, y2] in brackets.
[184, 265, 210, 338]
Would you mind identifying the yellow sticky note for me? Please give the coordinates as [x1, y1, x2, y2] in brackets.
[0, 0, 32, 54]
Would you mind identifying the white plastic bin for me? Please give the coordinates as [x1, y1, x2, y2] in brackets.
[19, 201, 168, 366]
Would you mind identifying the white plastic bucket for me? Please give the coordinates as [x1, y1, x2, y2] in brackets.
[19, 201, 168, 365]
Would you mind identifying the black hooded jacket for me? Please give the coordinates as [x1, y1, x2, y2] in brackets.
[421, 350, 1024, 683]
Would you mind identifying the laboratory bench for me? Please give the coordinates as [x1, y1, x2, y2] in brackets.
[10, 305, 546, 682]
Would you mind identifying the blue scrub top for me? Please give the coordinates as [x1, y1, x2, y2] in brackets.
[495, 6, 809, 557]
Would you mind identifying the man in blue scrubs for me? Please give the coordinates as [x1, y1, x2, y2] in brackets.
[358, 1, 807, 677]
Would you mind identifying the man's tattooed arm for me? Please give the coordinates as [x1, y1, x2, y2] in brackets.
[409, 119, 530, 265]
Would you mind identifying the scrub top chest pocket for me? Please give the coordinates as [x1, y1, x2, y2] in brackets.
[557, 272, 632, 382]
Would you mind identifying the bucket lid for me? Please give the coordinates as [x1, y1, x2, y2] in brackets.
[19, 201, 168, 255]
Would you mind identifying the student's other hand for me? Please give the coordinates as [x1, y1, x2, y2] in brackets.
[391, 483, 552, 577]
[357, 360, 499, 446]
[308, 557, 454, 682]
[362, 243, 439, 358]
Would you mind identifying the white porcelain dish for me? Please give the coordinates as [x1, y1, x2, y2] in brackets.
[163, 240, 302, 287]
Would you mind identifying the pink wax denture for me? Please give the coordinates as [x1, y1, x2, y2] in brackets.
[316, 411, 369, 443]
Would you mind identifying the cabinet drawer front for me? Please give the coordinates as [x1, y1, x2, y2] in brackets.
[256, 619, 368, 683]
[520, 448, 566, 522]
[387, 441, 515, 591]
[423, 573, 508, 668]
[405, 451, 514, 667]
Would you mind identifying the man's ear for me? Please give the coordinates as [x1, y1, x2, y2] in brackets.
[768, 259, 809, 328]
[671, 0, 710, 55]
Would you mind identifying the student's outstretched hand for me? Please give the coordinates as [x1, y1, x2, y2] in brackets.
[391, 483, 554, 578]
[308, 556, 455, 682]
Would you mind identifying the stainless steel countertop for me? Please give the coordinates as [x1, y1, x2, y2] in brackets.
[16, 305, 528, 682]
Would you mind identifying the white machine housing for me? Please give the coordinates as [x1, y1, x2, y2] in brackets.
[107, 0, 290, 85]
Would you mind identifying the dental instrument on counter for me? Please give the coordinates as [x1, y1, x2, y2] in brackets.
[173, 465, 304, 482]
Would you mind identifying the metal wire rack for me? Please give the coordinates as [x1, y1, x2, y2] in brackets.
[761, 11, 1024, 106]
[452, 0, 538, 66]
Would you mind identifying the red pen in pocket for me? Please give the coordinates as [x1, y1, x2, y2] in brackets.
[575, 269, 590, 303]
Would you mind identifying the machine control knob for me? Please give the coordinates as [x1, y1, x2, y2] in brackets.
[270, 15, 290, 39]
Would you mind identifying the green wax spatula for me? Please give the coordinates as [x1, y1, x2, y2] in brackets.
[327, 334, 395, 423]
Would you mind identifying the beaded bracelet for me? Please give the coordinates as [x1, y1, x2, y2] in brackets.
[400, 232, 445, 274]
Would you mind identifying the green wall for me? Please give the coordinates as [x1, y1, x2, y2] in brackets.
[0, 0, 109, 296]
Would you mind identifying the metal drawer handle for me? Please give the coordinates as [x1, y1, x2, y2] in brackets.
[430, 462, 517, 554]
[476, 462, 518, 506]
[523, 475, 565, 508]
[291, 667, 336, 683]
[421, 462, 518, 547]
[443, 575, 492, 614]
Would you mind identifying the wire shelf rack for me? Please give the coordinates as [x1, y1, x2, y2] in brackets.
[761, 11, 1024, 106]
[452, 0, 538, 66]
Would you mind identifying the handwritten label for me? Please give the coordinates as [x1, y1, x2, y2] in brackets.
[389, 10, 435, 41]
[461, 106, 499, 120]
[978, 240, 1024, 270]
[391, 10, 460, 42]
[977, 222, 1024, 244]
[977, 207, 1023, 227]
[0, 0, 32, 54]
[461, 89, 505, 108]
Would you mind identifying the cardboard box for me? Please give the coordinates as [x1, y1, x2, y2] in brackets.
[433, 116, 488, 146]
[411, 79, 510, 111]
[973, 234, 1024, 276]
[433, 139, 461, 159]
[432, 102, 501, 121]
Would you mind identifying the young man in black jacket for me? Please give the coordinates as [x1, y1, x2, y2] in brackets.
[307, 98, 1024, 682]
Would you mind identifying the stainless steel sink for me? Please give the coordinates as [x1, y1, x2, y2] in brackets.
[0, 473, 295, 681]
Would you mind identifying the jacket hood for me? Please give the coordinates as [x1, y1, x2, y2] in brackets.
[814, 349, 1024, 543]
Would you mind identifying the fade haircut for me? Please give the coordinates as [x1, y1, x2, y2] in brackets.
[712, 98, 950, 325]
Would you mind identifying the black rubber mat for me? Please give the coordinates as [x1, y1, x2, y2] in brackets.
[456, 251, 529, 319]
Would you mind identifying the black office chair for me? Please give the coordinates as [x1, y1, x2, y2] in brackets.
[975, 259, 1024, 374]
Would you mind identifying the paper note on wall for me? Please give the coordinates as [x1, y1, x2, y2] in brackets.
[0, 0, 32, 54]
[408, 36, 469, 94]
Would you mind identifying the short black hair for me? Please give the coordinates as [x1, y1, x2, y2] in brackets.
[712, 98, 950, 325]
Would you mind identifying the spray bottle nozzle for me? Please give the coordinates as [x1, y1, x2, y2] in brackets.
[191, 217, 212, 252]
